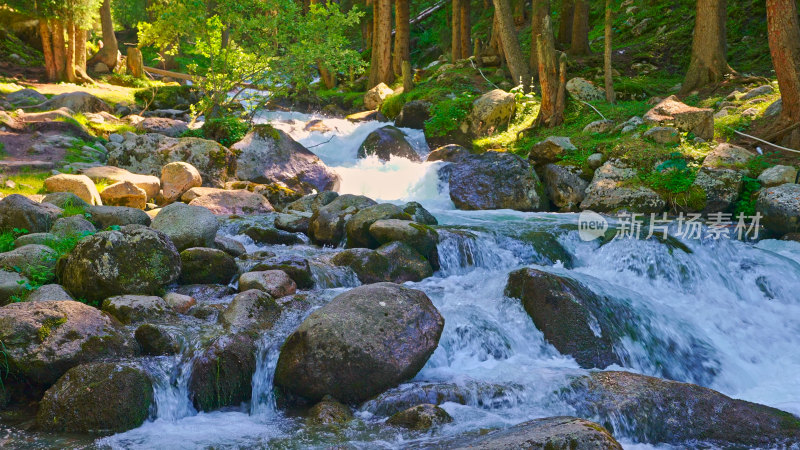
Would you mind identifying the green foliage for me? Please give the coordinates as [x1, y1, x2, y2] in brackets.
[425, 94, 476, 138]
[0, 171, 49, 196]
[639, 154, 698, 194]
[0, 142, 6, 159]
[741, 152, 780, 178]
[112, 0, 149, 30]
[734, 176, 762, 217]
[0, 228, 27, 253]
[60, 199, 91, 219]
[200, 116, 250, 147]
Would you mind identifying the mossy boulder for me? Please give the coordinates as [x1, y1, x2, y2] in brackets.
[37, 362, 153, 434]
[386, 404, 453, 430]
[274, 283, 444, 403]
[0, 300, 135, 386]
[151, 202, 219, 251]
[331, 242, 433, 284]
[188, 333, 257, 412]
[369, 219, 439, 269]
[179, 247, 238, 285]
[101, 295, 172, 324]
[402, 201, 438, 225]
[308, 194, 378, 246]
[357, 126, 421, 162]
[306, 395, 353, 426]
[451, 416, 621, 449]
[59, 225, 181, 303]
[0, 194, 62, 232]
[345, 204, 411, 249]
[219, 289, 281, 331]
[542, 164, 589, 212]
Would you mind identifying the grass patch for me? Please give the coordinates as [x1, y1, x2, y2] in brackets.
[0, 171, 49, 196]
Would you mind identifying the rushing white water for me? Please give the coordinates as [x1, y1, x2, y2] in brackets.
[89, 113, 800, 448]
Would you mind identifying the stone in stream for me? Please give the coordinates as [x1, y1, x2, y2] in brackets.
[239, 270, 297, 298]
[25, 91, 112, 114]
[219, 289, 281, 331]
[0, 194, 62, 232]
[580, 160, 666, 213]
[135, 323, 182, 355]
[214, 235, 246, 258]
[188, 333, 257, 412]
[151, 202, 219, 251]
[59, 225, 181, 302]
[757, 183, 800, 235]
[344, 203, 411, 249]
[386, 404, 453, 430]
[369, 219, 439, 269]
[273, 213, 310, 234]
[188, 189, 274, 215]
[0, 300, 135, 386]
[179, 247, 239, 285]
[541, 164, 589, 212]
[306, 395, 354, 426]
[308, 194, 377, 246]
[357, 125, 421, 162]
[362, 381, 522, 417]
[243, 225, 303, 245]
[331, 242, 434, 284]
[274, 282, 444, 403]
[450, 416, 621, 449]
[101, 295, 173, 324]
[395, 100, 432, 130]
[402, 201, 438, 225]
[563, 371, 800, 447]
[251, 255, 314, 289]
[37, 362, 153, 434]
[448, 151, 546, 211]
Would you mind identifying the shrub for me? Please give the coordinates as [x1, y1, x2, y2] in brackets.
[424, 94, 475, 138]
[201, 116, 251, 147]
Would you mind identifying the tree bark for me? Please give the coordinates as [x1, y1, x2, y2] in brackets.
[88, 0, 119, 70]
[52, 20, 67, 81]
[604, 0, 615, 103]
[319, 63, 336, 89]
[766, 0, 800, 148]
[557, 0, 573, 46]
[679, 0, 734, 95]
[402, 60, 414, 92]
[39, 20, 57, 81]
[535, 16, 565, 127]
[368, 0, 379, 87]
[127, 47, 144, 78]
[569, 0, 590, 55]
[460, 0, 471, 59]
[370, 0, 394, 86]
[65, 21, 77, 83]
[489, 10, 505, 62]
[452, 0, 462, 61]
[530, 0, 550, 77]
[492, 0, 531, 89]
[513, 0, 525, 25]
[393, 0, 410, 76]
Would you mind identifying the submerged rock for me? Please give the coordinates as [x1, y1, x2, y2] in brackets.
[274, 283, 444, 403]
[135, 323, 182, 355]
[451, 416, 621, 449]
[386, 404, 453, 430]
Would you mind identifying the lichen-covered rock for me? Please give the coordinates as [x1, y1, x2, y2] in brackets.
[449, 152, 545, 211]
[151, 202, 219, 251]
[469, 89, 515, 137]
[583, 119, 615, 134]
[136, 117, 189, 137]
[188, 188, 274, 215]
[232, 125, 340, 193]
[25, 284, 74, 302]
[364, 82, 394, 110]
[0, 300, 134, 386]
[345, 204, 411, 249]
[107, 133, 237, 187]
[239, 270, 297, 298]
[580, 160, 666, 213]
[60, 225, 181, 302]
[566, 77, 606, 102]
[542, 164, 589, 212]
[44, 174, 102, 206]
[50, 215, 96, 238]
[563, 371, 800, 447]
[82, 166, 161, 199]
[395, 100, 432, 129]
[274, 283, 444, 403]
[528, 137, 577, 164]
[691, 167, 742, 213]
[188, 333, 257, 411]
[160, 161, 202, 203]
[0, 194, 62, 232]
[757, 183, 800, 235]
[37, 362, 153, 433]
[0, 244, 58, 280]
[644, 95, 714, 140]
[758, 165, 797, 187]
[451, 416, 621, 449]
[135, 323, 182, 355]
[100, 181, 148, 209]
[386, 404, 453, 430]
[179, 247, 238, 285]
[702, 143, 753, 169]
[306, 395, 353, 425]
[644, 126, 681, 144]
[357, 126, 421, 162]
[101, 295, 171, 324]
[219, 289, 281, 330]
[308, 194, 378, 246]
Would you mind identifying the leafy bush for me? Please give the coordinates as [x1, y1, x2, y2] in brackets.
[201, 116, 251, 147]
[425, 94, 476, 138]
[734, 176, 762, 217]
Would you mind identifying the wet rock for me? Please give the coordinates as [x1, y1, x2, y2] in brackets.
[449, 152, 545, 211]
[528, 137, 577, 164]
[25, 284, 74, 302]
[136, 117, 189, 137]
[691, 167, 742, 213]
[100, 181, 148, 209]
[179, 247, 238, 285]
[583, 119, 615, 134]
[160, 161, 202, 203]
[451, 416, 621, 449]
[37, 362, 153, 433]
[402, 202, 438, 225]
[306, 395, 353, 425]
[151, 202, 219, 251]
[362, 381, 523, 416]
[644, 95, 714, 140]
[251, 256, 314, 289]
[215, 235, 246, 257]
[758, 165, 797, 187]
[27, 91, 112, 114]
[286, 191, 339, 214]
[135, 323, 182, 355]
[60, 225, 181, 302]
[332, 242, 434, 284]
[82, 166, 161, 199]
[469, 89, 515, 137]
[0, 270, 27, 305]
[346, 110, 388, 123]
[274, 213, 310, 234]
[102, 295, 171, 324]
[566, 77, 606, 102]
[369, 219, 439, 267]
[564, 371, 800, 447]
[345, 204, 411, 249]
[364, 82, 394, 110]
[395, 100, 432, 129]
[239, 270, 297, 298]
[163, 292, 197, 314]
[50, 215, 96, 238]
[243, 225, 302, 245]
[757, 183, 800, 235]
[702, 143, 753, 169]
[542, 164, 589, 212]
[308, 194, 378, 246]
[0, 300, 134, 386]
[0, 244, 58, 280]
[0, 194, 62, 232]
[580, 160, 666, 213]
[274, 283, 444, 403]
[85, 205, 151, 228]
[426, 144, 471, 163]
[44, 174, 103, 206]
[232, 125, 340, 193]
[357, 125, 420, 162]
[189, 333, 257, 411]
[643, 126, 681, 144]
[219, 289, 281, 330]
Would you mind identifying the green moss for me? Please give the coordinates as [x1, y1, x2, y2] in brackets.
[254, 124, 281, 141]
[200, 116, 250, 147]
[37, 316, 67, 342]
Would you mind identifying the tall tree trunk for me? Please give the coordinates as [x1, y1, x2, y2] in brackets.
[88, 0, 119, 70]
[513, 0, 525, 25]
[452, 0, 462, 61]
[393, 0, 410, 76]
[75, 29, 90, 79]
[557, 0, 573, 46]
[679, 0, 734, 95]
[319, 63, 336, 89]
[65, 21, 77, 83]
[52, 20, 67, 81]
[370, 0, 393, 86]
[364, 0, 373, 49]
[569, 0, 590, 55]
[530, 0, 550, 77]
[39, 20, 57, 81]
[604, 0, 615, 103]
[535, 16, 565, 127]
[489, 10, 505, 62]
[460, 0, 471, 59]
[492, 0, 531, 89]
[766, 0, 800, 148]
[368, 0, 380, 87]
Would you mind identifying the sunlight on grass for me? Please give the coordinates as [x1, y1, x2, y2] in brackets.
[0, 171, 49, 196]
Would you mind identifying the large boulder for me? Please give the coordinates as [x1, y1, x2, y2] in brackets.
[395, 100, 432, 129]
[528, 137, 577, 165]
[369, 219, 439, 266]
[179, 247, 238, 285]
[691, 167, 742, 213]
[564, 371, 800, 447]
[448, 151, 545, 211]
[580, 160, 666, 213]
[644, 95, 714, 140]
[702, 143, 753, 169]
[44, 174, 103, 206]
[274, 283, 444, 403]
[60, 225, 181, 302]
[188, 333, 257, 411]
[85, 205, 151, 229]
[469, 89, 515, 137]
[566, 77, 606, 102]
[37, 362, 153, 433]
[160, 161, 202, 203]
[308, 194, 378, 246]
[331, 242, 434, 284]
[82, 166, 161, 199]
[219, 289, 281, 331]
[757, 183, 800, 235]
[542, 164, 589, 212]
[452, 416, 621, 449]
[232, 125, 340, 193]
[106, 133, 237, 187]
[758, 165, 797, 187]
[151, 202, 219, 251]
[188, 189, 274, 215]
[99, 181, 148, 209]
[27, 91, 112, 114]
[357, 125, 421, 162]
[345, 203, 411, 249]
[0, 300, 134, 386]
[0, 194, 62, 232]
[364, 83, 394, 110]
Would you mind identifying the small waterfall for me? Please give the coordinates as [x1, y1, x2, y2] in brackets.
[436, 229, 520, 275]
[309, 260, 361, 289]
[250, 333, 281, 418]
[143, 355, 197, 421]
